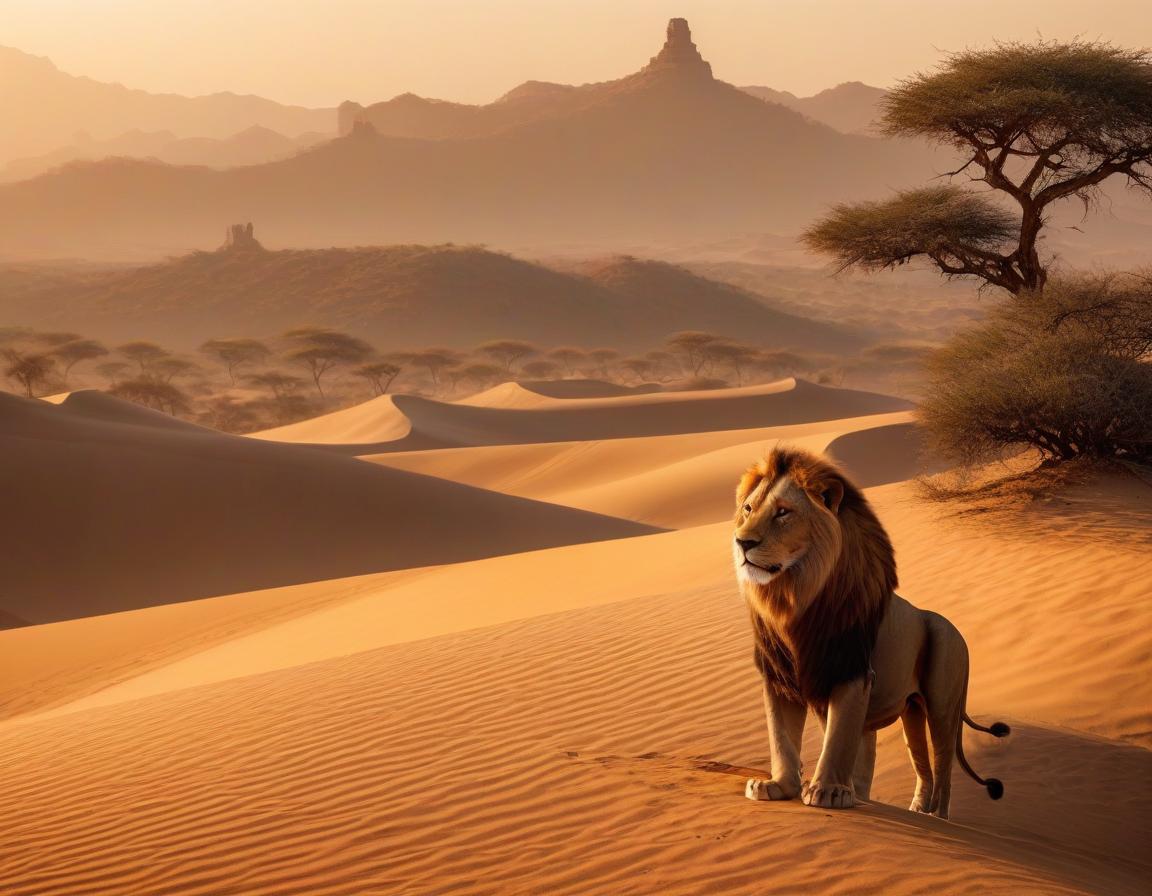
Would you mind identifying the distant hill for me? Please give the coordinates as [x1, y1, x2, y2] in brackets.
[740, 82, 888, 134]
[0, 126, 326, 183]
[0, 240, 863, 352]
[0, 20, 931, 260]
[0, 45, 332, 164]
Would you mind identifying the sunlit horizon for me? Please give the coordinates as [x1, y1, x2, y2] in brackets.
[4, 0, 1151, 106]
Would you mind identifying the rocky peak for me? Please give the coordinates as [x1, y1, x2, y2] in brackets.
[641, 18, 713, 80]
[219, 222, 264, 253]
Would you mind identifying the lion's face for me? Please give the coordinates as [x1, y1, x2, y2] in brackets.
[733, 461, 845, 594]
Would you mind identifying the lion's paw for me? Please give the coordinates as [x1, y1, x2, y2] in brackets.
[801, 780, 856, 809]
[745, 777, 799, 801]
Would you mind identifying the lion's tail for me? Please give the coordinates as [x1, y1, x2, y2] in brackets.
[963, 713, 1011, 738]
[956, 713, 1008, 800]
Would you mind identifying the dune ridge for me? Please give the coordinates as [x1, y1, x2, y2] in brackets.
[1, 377, 1147, 896]
[256, 378, 914, 453]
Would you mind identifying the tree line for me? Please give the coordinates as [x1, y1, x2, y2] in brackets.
[1, 327, 860, 433]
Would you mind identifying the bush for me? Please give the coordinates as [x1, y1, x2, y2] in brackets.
[919, 273, 1152, 466]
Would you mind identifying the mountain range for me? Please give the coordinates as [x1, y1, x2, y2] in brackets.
[0, 20, 930, 260]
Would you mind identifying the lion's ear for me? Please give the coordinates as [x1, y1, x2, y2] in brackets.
[819, 479, 845, 515]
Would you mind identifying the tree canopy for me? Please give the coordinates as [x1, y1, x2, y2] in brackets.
[806, 40, 1152, 293]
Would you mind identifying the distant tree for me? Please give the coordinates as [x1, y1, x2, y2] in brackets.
[117, 341, 169, 373]
[354, 361, 403, 396]
[153, 357, 199, 383]
[199, 395, 262, 433]
[111, 376, 190, 416]
[547, 346, 587, 376]
[246, 370, 304, 401]
[32, 331, 82, 348]
[920, 272, 1152, 464]
[804, 41, 1152, 294]
[642, 350, 678, 382]
[666, 331, 720, 376]
[47, 338, 108, 382]
[703, 341, 759, 385]
[757, 350, 816, 379]
[520, 359, 560, 380]
[411, 348, 462, 388]
[2, 349, 56, 397]
[477, 339, 538, 372]
[620, 357, 654, 382]
[587, 347, 620, 378]
[95, 360, 131, 387]
[283, 327, 372, 398]
[460, 361, 504, 389]
[200, 338, 270, 385]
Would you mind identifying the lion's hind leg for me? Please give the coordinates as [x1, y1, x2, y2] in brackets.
[901, 698, 933, 813]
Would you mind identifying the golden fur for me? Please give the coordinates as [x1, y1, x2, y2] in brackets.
[734, 446, 1007, 817]
[734, 446, 895, 712]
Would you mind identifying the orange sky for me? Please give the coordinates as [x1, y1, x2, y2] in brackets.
[5, 0, 1151, 106]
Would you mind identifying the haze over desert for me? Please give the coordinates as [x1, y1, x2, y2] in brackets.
[0, 4, 1149, 895]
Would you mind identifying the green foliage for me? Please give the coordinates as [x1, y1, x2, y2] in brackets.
[808, 40, 1152, 293]
[110, 376, 190, 416]
[919, 272, 1152, 465]
[2, 349, 56, 397]
[803, 186, 1017, 280]
[883, 41, 1152, 183]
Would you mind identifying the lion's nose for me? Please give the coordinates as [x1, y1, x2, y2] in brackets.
[735, 537, 760, 553]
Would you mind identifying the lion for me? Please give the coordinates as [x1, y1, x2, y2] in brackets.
[733, 445, 1007, 819]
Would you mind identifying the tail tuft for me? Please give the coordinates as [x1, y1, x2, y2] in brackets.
[985, 778, 1004, 800]
[989, 722, 1010, 738]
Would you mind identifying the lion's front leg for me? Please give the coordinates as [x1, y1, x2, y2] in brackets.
[803, 676, 871, 809]
[746, 684, 806, 801]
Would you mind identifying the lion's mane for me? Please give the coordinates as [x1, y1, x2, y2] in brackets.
[738, 447, 897, 711]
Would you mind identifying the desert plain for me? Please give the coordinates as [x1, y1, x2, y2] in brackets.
[1, 377, 1149, 895]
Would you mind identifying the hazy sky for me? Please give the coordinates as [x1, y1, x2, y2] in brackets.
[5, 0, 1151, 106]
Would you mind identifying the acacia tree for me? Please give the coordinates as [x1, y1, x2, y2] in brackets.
[3, 349, 56, 397]
[355, 361, 403, 396]
[666, 331, 720, 376]
[477, 339, 537, 372]
[283, 327, 372, 398]
[704, 341, 759, 385]
[117, 341, 169, 374]
[804, 41, 1152, 294]
[246, 370, 304, 401]
[459, 361, 504, 390]
[920, 271, 1152, 463]
[200, 338, 270, 385]
[96, 360, 130, 386]
[520, 359, 560, 380]
[587, 347, 619, 378]
[111, 377, 190, 416]
[411, 348, 462, 388]
[547, 346, 586, 376]
[153, 357, 199, 384]
[48, 338, 108, 383]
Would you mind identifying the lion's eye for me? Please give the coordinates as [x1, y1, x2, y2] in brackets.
[774, 506, 791, 519]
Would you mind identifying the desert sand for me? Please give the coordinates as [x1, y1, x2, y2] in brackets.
[1, 380, 1149, 895]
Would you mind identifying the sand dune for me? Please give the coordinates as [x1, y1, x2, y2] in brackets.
[460, 378, 663, 407]
[0, 475, 1148, 895]
[0, 391, 654, 623]
[2, 377, 1148, 895]
[256, 378, 914, 453]
[368, 413, 923, 527]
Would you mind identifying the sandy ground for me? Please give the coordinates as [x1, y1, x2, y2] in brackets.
[1, 380, 1148, 895]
